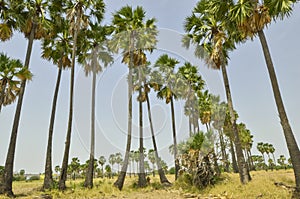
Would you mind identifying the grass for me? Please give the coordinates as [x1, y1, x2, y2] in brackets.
[0, 169, 296, 199]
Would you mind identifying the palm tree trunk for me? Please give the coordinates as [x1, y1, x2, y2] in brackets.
[170, 97, 179, 180]
[59, 11, 80, 191]
[84, 71, 96, 188]
[0, 23, 36, 197]
[258, 30, 300, 191]
[218, 129, 229, 172]
[229, 138, 238, 173]
[221, 64, 251, 184]
[188, 115, 192, 137]
[43, 65, 63, 190]
[248, 150, 254, 170]
[114, 67, 133, 190]
[0, 79, 7, 112]
[145, 91, 170, 184]
[138, 68, 147, 188]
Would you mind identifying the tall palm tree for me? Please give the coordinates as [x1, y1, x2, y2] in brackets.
[223, 109, 239, 173]
[135, 65, 171, 184]
[0, 53, 32, 112]
[98, 156, 106, 178]
[154, 54, 181, 180]
[211, 97, 230, 172]
[0, 0, 22, 41]
[41, 1, 72, 189]
[109, 154, 116, 173]
[228, 0, 300, 191]
[58, 0, 105, 190]
[183, 0, 251, 184]
[257, 142, 266, 165]
[0, 0, 48, 196]
[178, 62, 205, 136]
[110, 6, 157, 190]
[268, 144, 276, 165]
[78, 22, 112, 188]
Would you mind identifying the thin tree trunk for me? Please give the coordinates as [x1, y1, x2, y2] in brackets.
[248, 150, 254, 170]
[138, 68, 147, 188]
[0, 79, 7, 112]
[145, 91, 170, 184]
[114, 67, 133, 190]
[188, 115, 192, 137]
[58, 11, 80, 190]
[230, 138, 238, 173]
[258, 30, 300, 192]
[84, 71, 96, 188]
[43, 65, 63, 190]
[221, 64, 251, 184]
[0, 23, 36, 197]
[218, 129, 229, 172]
[170, 97, 179, 180]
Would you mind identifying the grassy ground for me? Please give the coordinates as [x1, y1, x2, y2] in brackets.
[0, 169, 296, 199]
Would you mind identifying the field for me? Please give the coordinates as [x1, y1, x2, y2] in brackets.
[0, 169, 296, 199]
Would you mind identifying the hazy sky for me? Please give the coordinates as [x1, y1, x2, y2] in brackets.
[0, 1, 299, 174]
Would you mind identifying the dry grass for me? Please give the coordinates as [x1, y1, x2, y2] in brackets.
[0, 169, 296, 199]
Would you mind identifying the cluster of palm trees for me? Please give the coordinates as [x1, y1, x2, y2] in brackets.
[1, 0, 300, 197]
[257, 142, 276, 166]
[183, 0, 300, 191]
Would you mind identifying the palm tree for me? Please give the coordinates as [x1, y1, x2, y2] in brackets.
[77, 22, 112, 188]
[58, 0, 105, 190]
[268, 144, 276, 165]
[238, 123, 254, 170]
[41, 1, 72, 189]
[0, 0, 48, 196]
[227, 0, 300, 191]
[144, 81, 170, 184]
[178, 62, 205, 136]
[114, 153, 123, 173]
[98, 156, 106, 178]
[257, 142, 266, 165]
[211, 98, 230, 172]
[0, 0, 22, 41]
[0, 53, 32, 112]
[69, 157, 80, 180]
[110, 5, 157, 190]
[154, 54, 181, 180]
[183, 0, 251, 184]
[147, 149, 156, 177]
[109, 154, 116, 174]
[263, 143, 271, 162]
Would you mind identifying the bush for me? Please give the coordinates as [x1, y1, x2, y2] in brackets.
[168, 167, 175, 174]
[26, 175, 40, 181]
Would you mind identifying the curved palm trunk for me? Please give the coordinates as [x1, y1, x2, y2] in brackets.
[145, 91, 170, 184]
[170, 97, 179, 180]
[0, 24, 36, 197]
[114, 67, 133, 190]
[58, 12, 80, 191]
[84, 71, 96, 188]
[258, 30, 300, 192]
[221, 64, 251, 183]
[43, 66, 63, 190]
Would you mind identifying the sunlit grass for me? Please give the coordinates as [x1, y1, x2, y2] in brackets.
[0, 169, 296, 199]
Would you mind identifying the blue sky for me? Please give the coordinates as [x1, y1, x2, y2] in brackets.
[0, 1, 299, 173]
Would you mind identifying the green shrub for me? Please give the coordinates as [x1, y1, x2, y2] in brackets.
[168, 167, 175, 174]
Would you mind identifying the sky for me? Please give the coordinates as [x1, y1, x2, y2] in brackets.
[0, 1, 300, 174]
